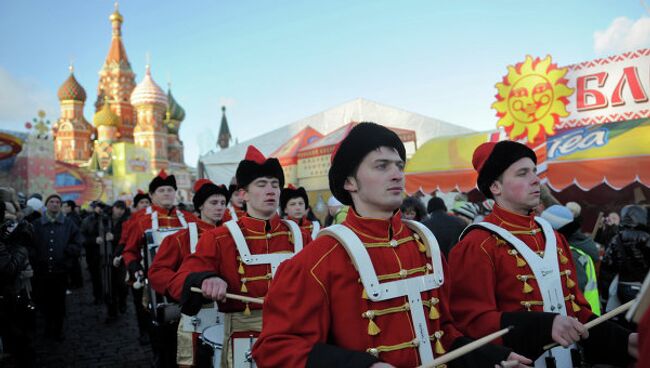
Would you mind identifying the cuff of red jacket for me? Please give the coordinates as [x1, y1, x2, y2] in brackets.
[580, 318, 631, 366]
[306, 343, 380, 368]
[180, 271, 217, 315]
[501, 311, 556, 359]
[448, 336, 512, 368]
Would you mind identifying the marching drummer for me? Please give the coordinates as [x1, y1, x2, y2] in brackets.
[448, 140, 638, 366]
[252, 123, 531, 367]
[148, 179, 229, 366]
[169, 145, 311, 368]
[122, 169, 199, 367]
[280, 184, 320, 240]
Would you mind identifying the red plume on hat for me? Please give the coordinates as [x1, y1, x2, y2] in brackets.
[149, 168, 177, 193]
[193, 178, 212, 193]
[236, 145, 285, 189]
[245, 145, 266, 165]
[472, 142, 497, 173]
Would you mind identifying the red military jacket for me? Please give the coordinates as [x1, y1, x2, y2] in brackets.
[222, 204, 246, 222]
[287, 215, 318, 236]
[169, 213, 311, 314]
[252, 209, 468, 368]
[148, 219, 217, 298]
[122, 205, 198, 271]
[117, 207, 149, 250]
[638, 307, 650, 367]
[448, 204, 592, 344]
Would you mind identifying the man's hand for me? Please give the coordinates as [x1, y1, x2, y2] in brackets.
[551, 315, 588, 347]
[96, 236, 104, 245]
[496, 352, 532, 367]
[112, 256, 122, 268]
[106, 232, 114, 241]
[628, 332, 639, 359]
[201, 277, 228, 302]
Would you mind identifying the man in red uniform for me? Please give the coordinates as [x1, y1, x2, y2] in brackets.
[149, 179, 229, 367]
[123, 170, 198, 368]
[252, 123, 530, 368]
[449, 140, 638, 366]
[280, 184, 320, 240]
[169, 145, 310, 368]
[222, 181, 246, 222]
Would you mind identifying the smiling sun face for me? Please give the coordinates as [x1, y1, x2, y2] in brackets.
[492, 55, 573, 142]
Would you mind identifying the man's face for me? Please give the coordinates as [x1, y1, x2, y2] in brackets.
[285, 197, 306, 219]
[61, 203, 72, 214]
[151, 186, 176, 208]
[230, 189, 244, 208]
[94, 205, 103, 215]
[112, 206, 125, 218]
[46, 197, 61, 215]
[243, 177, 280, 219]
[135, 198, 151, 210]
[490, 157, 541, 215]
[344, 147, 405, 216]
[201, 194, 227, 223]
[402, 207, 417, 220]
[606, 212, 620, 226]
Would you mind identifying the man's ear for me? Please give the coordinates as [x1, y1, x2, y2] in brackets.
[343, 176, 358, 193]
[489, 180, 502, 198]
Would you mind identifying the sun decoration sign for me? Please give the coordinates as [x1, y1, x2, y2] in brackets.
[492, 55, 574, 142]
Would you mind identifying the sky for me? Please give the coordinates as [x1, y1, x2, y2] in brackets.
[1, 0, 649, 167]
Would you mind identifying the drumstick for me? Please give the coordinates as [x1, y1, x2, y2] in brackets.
[190, 286, 264, 305]
[542, 299, 635, 351]
[418, 326, 512, 368]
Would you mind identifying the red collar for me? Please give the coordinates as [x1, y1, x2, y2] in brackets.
[342, 208, 405, 241]
[487, 204, 537, 230]
[151, 204, 177, 216]
[239, 213, 283, 234]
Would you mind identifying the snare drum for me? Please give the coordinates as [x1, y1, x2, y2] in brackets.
[200, 324, 224, 367]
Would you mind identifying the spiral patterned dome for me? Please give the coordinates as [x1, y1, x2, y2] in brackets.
[165, 89, 185, 122]
[130, 65, 168, 107]
[57, 68, 87, 102]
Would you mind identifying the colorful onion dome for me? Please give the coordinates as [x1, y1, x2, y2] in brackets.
[165, 88, 185, 122]
[57, 66, 87, 102]
[130, 65, 168, 107]
[93, 100, 120, 127]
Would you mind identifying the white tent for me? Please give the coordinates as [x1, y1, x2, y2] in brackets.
[198, 98, 473, 184]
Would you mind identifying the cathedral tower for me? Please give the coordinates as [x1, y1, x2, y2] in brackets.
[164, 86, 186, 164]
[131, 65, 169, 171]
[53, 66, 94, 164]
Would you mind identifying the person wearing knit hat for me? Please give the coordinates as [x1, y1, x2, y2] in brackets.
[149, 178, 229, 366]
[452, 201, 480, 225]
[169, 145, 310, 368]
[253, 122, 527, 367]
[280, 184, 320, 239]
[540, 205, 574, 230]
[448, 140, 636, 367]
[121, 169, 199, 365]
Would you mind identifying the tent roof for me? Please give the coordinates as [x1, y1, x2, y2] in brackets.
[270, 126, 323, 166]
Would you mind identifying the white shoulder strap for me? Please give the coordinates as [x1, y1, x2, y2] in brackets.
[318, 223, 440, 363]
[310, 221, 320, 240]
[403, 220, 444, 285]
[223, 219, 298, 277]
[188, 222, 199, 254]
[228, 205, 238, 222]
[281, 219, 303, 252]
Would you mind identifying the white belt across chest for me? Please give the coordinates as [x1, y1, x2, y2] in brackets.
[469, 217, 573, 368]
[224, 219, 303, 277]
[310, 220, 320, 240]
[318, 220, 444, 365]
[228, 205, 239, 222]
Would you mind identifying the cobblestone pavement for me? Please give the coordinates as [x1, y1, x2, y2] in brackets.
[33, 260, 153, 367]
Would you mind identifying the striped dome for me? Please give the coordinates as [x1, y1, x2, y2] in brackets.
[165, 89, 185, 122]
[57, 71, 86, 102]
[93, 101, 120, 127]
[130, 65, 168, 107]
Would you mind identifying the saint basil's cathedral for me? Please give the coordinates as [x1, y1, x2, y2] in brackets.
[48, 5, 203, 203]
